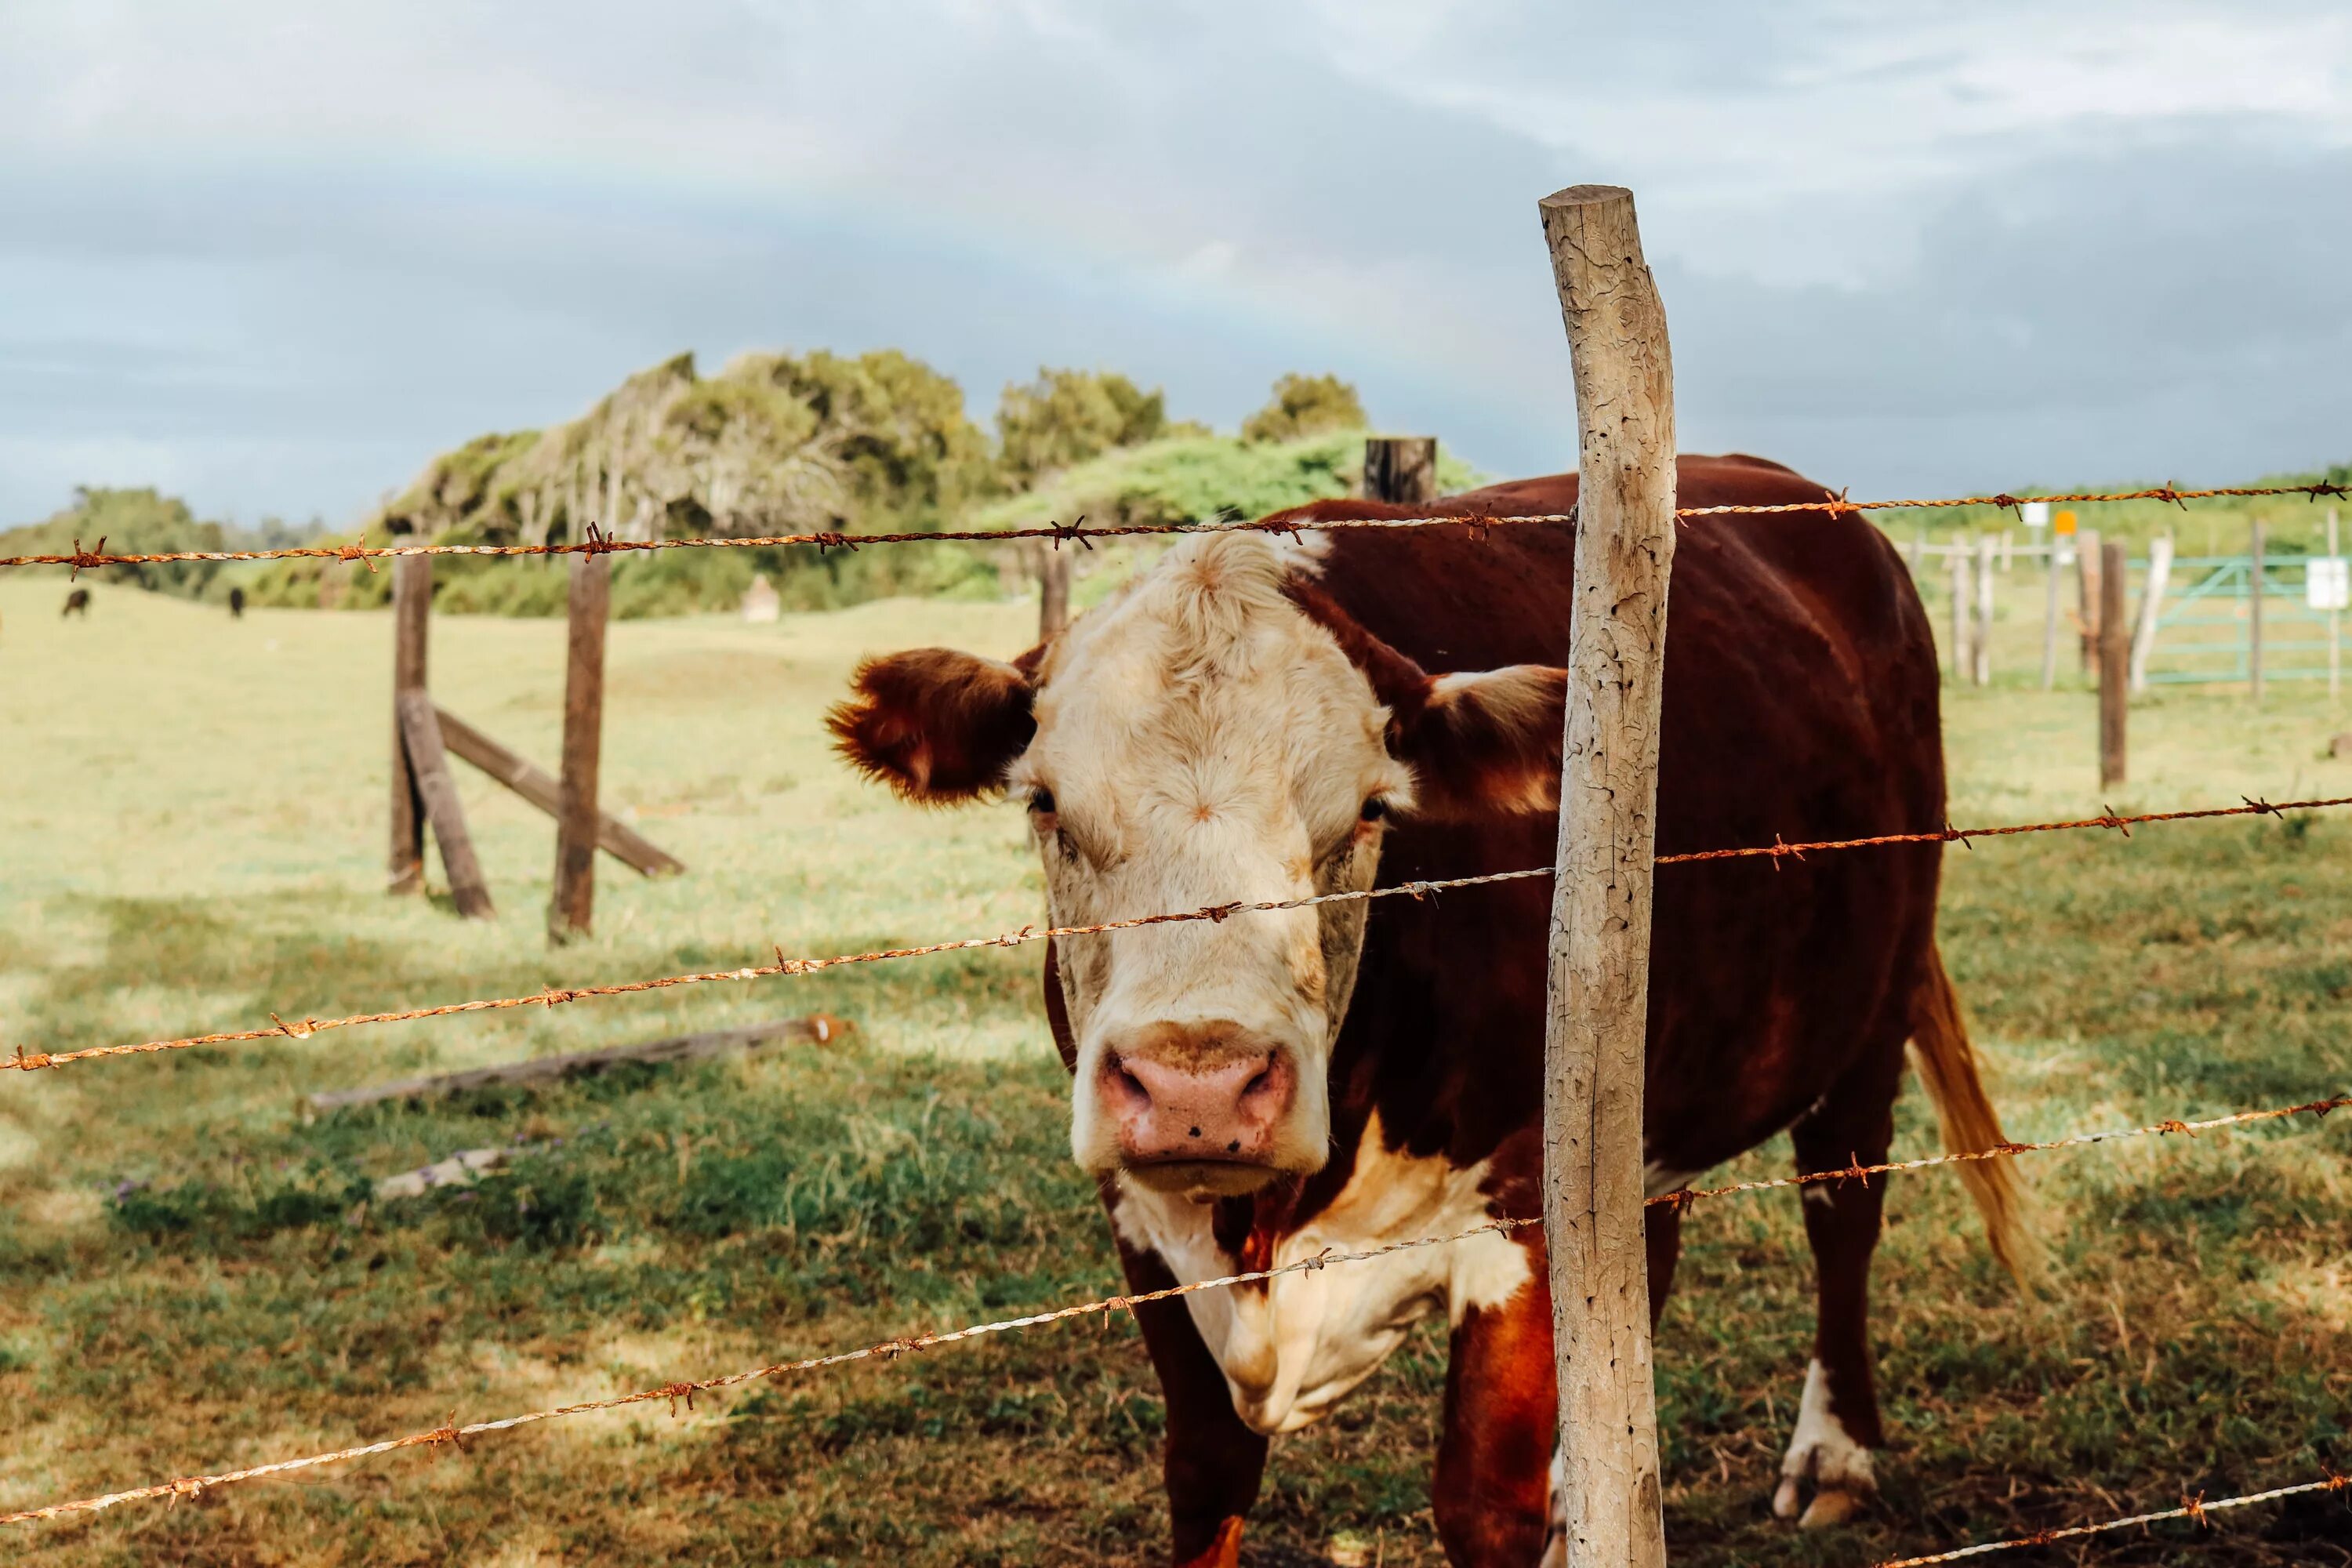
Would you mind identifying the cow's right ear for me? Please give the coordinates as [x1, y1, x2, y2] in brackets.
[828, 648, 1036, 804]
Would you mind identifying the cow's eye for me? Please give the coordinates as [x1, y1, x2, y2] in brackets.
[1359, 797, 1388, 823]
[1029, 788, 1057, 817]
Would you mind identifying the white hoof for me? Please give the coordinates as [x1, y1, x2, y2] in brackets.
[1775, 1359, 1875, 1528]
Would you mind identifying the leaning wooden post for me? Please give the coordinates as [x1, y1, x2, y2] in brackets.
[1973, 532, 1995, 686]
[2100, 538, 2129, 788]
[389, 552, 430, 894]
[1537, 183, 1671, 1568]
[2249, 518, 2266, 707]
[549, 553, 612, 942]
[2128, 535, 2174, 695]
[1363, 436, 1439, 505]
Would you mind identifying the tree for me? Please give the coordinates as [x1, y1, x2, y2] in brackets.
[1240, 372, 1367, 445]
[996, 368, 1169, 488]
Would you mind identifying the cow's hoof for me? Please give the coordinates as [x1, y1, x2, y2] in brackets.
[1774, 1359, 1875, 1527]
[1775, 1479, 1867, 1529]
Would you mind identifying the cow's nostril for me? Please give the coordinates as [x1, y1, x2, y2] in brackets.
[1189, 1126, 1201, 1138]
[1227, 1139, 1240, 1153]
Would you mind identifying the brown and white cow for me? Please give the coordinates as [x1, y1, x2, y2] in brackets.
[831, 454, 2029, 1566]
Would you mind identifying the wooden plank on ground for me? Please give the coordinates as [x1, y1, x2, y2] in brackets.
[435, 706, 684, 877]
[305, 1014, 851, 1115]
[395, 688, 495, 919]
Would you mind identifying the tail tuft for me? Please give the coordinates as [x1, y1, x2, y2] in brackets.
[1909, 942, 2042, 1286]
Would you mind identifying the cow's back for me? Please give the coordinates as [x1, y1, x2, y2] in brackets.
[1272, 455, 1944, 1207]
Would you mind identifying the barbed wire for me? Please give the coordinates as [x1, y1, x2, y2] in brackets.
[10, 797, 2348, 1076]
[1870, 1472, 2351, 1566]
[7, 482, 2343, 572]
[5, 1087, 2339, 1527]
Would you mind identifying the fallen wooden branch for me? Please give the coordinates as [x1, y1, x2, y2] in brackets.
[434, 705, 684, 877]
[304, 1014, 849, 1116]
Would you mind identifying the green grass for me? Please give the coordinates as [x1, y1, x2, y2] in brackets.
[2, 575, 2350, 1565]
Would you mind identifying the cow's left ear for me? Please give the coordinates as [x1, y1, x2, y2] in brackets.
[828, 647, 1036, 804]
[1390, 665, 1567, 821]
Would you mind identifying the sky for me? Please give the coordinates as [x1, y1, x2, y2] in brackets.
[2, 0, 2348, 528]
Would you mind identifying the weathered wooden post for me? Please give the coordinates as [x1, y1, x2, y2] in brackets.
[2077, 528, 2103, 673]
[1537, 183, 1671, 1568]
[2040, 533, 2063, 691]
[1973, 532, 1996, 686]
[2249, 518, 2266, 706]
[1363, 436, 1439, 506]
[1947, 542, 1973, 683]
[548, 554, 612, 942]
[1038, 546, 1073, 640]
[389, 553, 430, 895]
[2329, 507, 2342, 705]
[2128, 536, 2173, 695]
[2100, 538, 2129, 788]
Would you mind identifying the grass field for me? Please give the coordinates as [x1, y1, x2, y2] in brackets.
[2, 567, 2349, 1566]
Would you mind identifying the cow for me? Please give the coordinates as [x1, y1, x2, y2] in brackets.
[829, 454, 2030, 1566]
[61, 587, 90, 618]
[229, 586, 247, 619]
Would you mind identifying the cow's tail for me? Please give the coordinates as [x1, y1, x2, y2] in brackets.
[1907, 942, 2042, 1285]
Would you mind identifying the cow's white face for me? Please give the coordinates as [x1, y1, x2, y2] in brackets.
[830, 529, 1568, 1201]
[1007, 535, 1410, 1197]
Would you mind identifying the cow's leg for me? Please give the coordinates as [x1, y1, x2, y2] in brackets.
[1432, 1240, 1555, 1566]
[1107, 1213, 1267, 1567]
[1776, 1048, 1904, 1529]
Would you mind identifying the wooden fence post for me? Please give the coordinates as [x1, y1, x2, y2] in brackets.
[2077, 528, 2103, 674]
[1973, 533, 1995, 686]
[2328, 507, 2341, 705]
[1947, 543, 1973, 683]
[2100, 538, 2129, 788]
[396, 691, 495, 919]
[1363, 436, 1439, 506]
[549, 554, 612, 942]
[1537, 183, 1671, 1568]
[2040, 534, 2063, 691]
[2249, 518, 2265, 706]
[2128, 536, 2173, 695]
[1038, 546, 1073, 641]
[389, 554, 430, 894]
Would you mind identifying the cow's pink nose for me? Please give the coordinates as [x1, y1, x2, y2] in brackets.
[1102, 1030, 1294, 1165]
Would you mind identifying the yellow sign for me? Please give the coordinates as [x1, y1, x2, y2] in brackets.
[2053, 510, 2078, 535]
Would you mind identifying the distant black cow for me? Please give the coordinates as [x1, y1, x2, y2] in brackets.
[229, 586, 246, 619]
[61, 588, 89, 618]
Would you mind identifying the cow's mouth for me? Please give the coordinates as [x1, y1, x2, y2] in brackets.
[1122, 1156, 1283, 1200]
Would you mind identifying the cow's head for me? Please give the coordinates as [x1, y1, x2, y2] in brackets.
[829, 532, 1563, 1200]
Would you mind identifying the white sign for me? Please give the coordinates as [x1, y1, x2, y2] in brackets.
[2308, 557, 2350, 612]
[2019, 500, 2051, 529]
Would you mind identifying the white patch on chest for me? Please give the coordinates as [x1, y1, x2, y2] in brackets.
[1112, 1110, 1531, 1436]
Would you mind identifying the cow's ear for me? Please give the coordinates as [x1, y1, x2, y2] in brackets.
[1391, 665, 1566, 821]
[828, 648, 1036, 804]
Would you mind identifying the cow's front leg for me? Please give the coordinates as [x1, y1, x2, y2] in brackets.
[1432, 1239, 1555, 1566]
[1107, 1203, 1268, 1567]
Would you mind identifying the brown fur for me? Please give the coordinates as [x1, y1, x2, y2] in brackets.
[826, 648, 1034, 804]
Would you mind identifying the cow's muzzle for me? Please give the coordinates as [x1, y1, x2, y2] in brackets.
[1097, 1021, 1298, 1197]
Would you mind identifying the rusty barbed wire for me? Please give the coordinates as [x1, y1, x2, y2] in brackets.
[9, 797, 2350, 1076]
[5, 1087, 2339, 1526]
[1869, 1472, 2352, 1566]
[7, 482, 2345, 572]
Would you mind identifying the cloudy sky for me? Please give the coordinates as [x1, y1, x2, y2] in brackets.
[3, 0, 2348, 527]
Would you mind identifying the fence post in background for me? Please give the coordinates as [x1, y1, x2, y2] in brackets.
[2100, 538, 2129, 788]
[1038, 546, 1073, 641]
[2040, 533, 2063, 690]
[2249, 518, 2266, 707]
[2077, 528, 2103, 673]
[2128, 536, 2173, 695]
[1363, 436, 1440, 506]
[1947, 542, 1973, 683]
[2330, 507, 2342, 705]
[549, 554, 612, 943]
[1973, 533, 1995, 686]
[1911, 527, 1926, 574]
[1999, 529, 2013, 573]
[1537, 183, 1671, 1568]
[389, 554, 430, 895]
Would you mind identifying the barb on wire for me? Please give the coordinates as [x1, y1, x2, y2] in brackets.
[8, 481, 2347, 571]
[5, 1087, 2340, 1527]
[10, 797, 2352, 1076]
[1868, 1472, 2351, 1566]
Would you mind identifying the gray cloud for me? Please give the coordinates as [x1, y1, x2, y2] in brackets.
[0, 0, 2344, 522]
